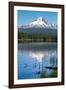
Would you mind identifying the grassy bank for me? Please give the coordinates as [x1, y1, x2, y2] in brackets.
[40, 70, 57, 78]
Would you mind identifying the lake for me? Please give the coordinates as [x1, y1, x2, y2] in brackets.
[18, 42, 57, 79]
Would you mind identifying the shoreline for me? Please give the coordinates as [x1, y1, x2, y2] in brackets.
[18, 41, 57, 44]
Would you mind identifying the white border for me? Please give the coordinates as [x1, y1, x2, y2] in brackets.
[14, 6, 61, 85]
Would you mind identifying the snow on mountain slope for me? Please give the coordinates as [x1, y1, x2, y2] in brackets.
[19, 17, 57, 29]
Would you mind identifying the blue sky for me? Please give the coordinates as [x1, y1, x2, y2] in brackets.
[18, 10, 57, 26]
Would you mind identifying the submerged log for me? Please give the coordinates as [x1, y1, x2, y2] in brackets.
[45, 67, 57, 70]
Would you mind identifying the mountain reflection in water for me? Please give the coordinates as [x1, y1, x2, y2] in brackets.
[18, 43, 57, 79]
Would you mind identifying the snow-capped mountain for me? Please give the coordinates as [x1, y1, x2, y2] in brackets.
[19, 17, 57, 29]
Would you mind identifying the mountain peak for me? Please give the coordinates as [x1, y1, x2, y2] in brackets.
[37, 17, 43, 21]
[19, 17, 57, 29]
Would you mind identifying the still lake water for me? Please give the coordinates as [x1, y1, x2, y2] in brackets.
[18, 43, 57, 79]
